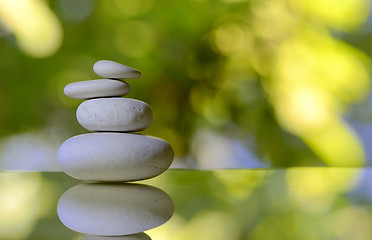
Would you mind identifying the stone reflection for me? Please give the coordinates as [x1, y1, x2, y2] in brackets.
[82, 233, 151, 240]
[57, 183, 173, 238]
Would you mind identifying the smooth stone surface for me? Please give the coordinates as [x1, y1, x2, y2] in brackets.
[64, 79, 131, 99]
[57, 183, 173, 236]
[82, 233, 151, 240]
[76, 98, 153, 132]
[57, 133, 174, 181]
[93, 60, 141, 79]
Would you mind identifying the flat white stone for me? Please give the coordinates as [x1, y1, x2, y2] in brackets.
[93, 60, 141, 79]
[64, 79, 131, 99]
[82, 233, 151, 240]
[57, 133, 174, 181]
[57, 183, 173, 236]
[77, 98, 153, 132]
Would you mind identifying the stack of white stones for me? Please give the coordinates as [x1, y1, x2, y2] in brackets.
[57, 60, 174, 182]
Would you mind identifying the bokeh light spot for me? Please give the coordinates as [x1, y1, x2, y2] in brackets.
[0, 0, 63, 58]
[114, 21, 155, 57]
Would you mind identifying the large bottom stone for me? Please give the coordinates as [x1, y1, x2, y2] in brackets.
[57, 183, 173, 236]
[57, 133, 173, 181]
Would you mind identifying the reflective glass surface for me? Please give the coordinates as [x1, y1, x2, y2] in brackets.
[1, 168, 372, 240]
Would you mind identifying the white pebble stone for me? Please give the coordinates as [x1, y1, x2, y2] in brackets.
[93, 60, 141, 79]
[76, 98, 153, 132]
[57, 183, 173, 236]
[64, 79, 131, 99]
[57, 133, 174, 181]
[82, 233, 151, 240]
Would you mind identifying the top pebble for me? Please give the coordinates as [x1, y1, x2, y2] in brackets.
[93, 60, 141, 79]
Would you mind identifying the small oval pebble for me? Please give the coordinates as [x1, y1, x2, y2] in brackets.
[93, 60, 141, 79]
[57, 133, 174, 181]
[64, 79, 131, 99]
[82, 233, 151, 240]
[77, 98, 153, 132]
[57, 183, 173, 236]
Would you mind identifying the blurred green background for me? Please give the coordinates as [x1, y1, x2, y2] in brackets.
[1, 0, 372, 169]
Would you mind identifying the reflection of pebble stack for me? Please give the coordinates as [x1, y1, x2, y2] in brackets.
[57, 60, 174, 181]
[58, 183, 173, 239]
